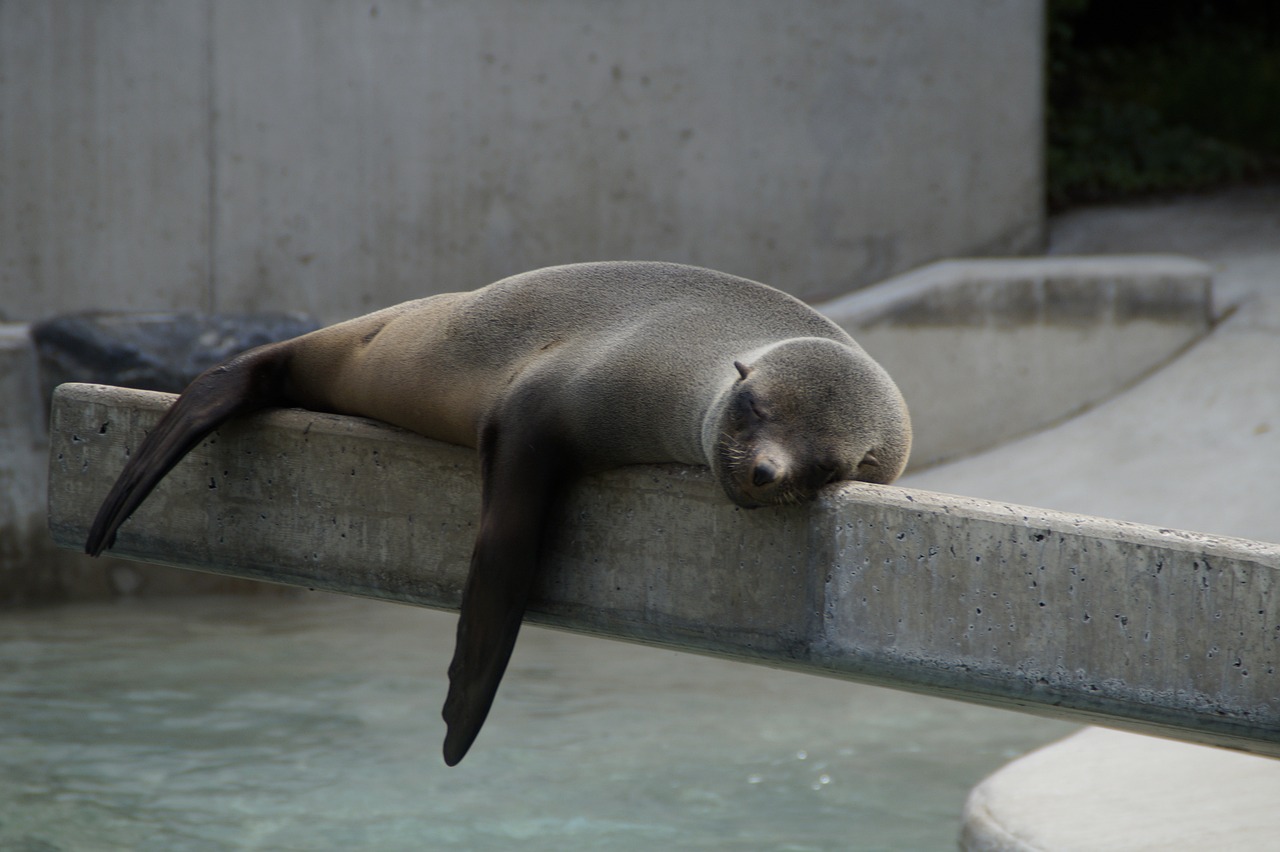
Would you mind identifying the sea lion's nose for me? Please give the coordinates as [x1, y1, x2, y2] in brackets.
[752, 460, 778, 488]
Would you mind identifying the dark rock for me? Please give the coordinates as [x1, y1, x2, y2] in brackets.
[30, 312, 320, 407]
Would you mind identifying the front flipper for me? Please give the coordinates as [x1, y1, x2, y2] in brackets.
[85, 344, 290, 557]
[441, 418, 572, 766]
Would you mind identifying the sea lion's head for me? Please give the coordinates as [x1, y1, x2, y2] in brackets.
[707, 337, 911, 509]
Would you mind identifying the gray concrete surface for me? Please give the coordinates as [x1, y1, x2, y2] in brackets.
[961, 728, 1280, 852]
[821, 256, 1213, 468]
[906, 187, 1280, 544]
[0, 0, 1044, 321]
[917, 186, 1280, 851]
[47, 382, 1280, 757]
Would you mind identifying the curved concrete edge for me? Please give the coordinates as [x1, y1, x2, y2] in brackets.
[0, 325, 46, 553]
[822, 255, 1214, 327]
[48, 382, 1280, 757]
[817, 255, 1215, 468]
[960, 727, 1280, 851]
[0, 323, 99, 601]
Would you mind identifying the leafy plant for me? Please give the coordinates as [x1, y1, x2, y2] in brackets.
[1047, 0, 1280, 208]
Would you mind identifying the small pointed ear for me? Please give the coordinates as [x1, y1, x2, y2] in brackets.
[861, 452, 880, 468]
[734, 360, 752, 381]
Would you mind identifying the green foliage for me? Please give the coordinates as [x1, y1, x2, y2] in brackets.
[1047, 0, 1280, 208]
[1048, 101, 1263, 207]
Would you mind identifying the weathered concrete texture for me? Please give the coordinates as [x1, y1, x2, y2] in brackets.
[960, 728, 1280, 851]
[930, 187, 1280, 851]
[49, 383, 1280, 757]
[821, 256, 1214, 468]
[0, 2, 211, 318]
[1, 0, 1043, 321]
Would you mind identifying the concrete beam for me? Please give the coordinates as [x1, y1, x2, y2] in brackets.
[48, 383, 1280, 757]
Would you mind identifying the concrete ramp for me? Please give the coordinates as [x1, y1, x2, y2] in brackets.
[48, 382, 1280, 758]
[821, 255, 1214, 468]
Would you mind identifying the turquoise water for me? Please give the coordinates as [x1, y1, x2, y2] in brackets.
[1, 593, 1076, 851]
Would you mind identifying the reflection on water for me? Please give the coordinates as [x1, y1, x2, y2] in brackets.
[0, 594, 1076, 850]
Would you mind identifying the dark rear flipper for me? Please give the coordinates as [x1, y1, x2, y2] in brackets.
[85, 343, 291, 557]
[440, 417, 572, 766]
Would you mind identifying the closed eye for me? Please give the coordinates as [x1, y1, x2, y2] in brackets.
[737, 391, 766, 426]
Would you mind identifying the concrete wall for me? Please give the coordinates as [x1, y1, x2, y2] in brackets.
[48, 383, 1280, 757]
[0, 0, 1044, 322]
[0, 326, 51, 597]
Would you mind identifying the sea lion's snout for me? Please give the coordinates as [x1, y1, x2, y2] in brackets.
[732, 444, 859, 507]
[737, 449, 796, 505]
[751, 459, 779, 488]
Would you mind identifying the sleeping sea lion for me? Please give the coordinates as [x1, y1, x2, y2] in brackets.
[84, 261, 911, 765]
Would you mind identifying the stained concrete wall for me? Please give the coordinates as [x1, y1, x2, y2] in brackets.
[48, 383, 1280, 757]
[0, 0, 1044, 322]
[0, 326, 49, 594]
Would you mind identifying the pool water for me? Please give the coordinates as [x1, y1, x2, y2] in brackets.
[1, 593, 1076, 851]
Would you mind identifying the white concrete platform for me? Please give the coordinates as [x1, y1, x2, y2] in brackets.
[910, 186, 1280, 850]
[961, 727, 1280, 852]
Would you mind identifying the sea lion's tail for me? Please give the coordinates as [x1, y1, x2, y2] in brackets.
[85, 344, 291, 557]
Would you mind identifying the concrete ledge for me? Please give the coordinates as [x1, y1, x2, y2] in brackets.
[820, 256, 1214, 467]
[960, 727, 1280, 851]
[49, 383, 1280, 757]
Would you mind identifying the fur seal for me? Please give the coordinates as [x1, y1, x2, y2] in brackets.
[84, 261, 911, 765]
